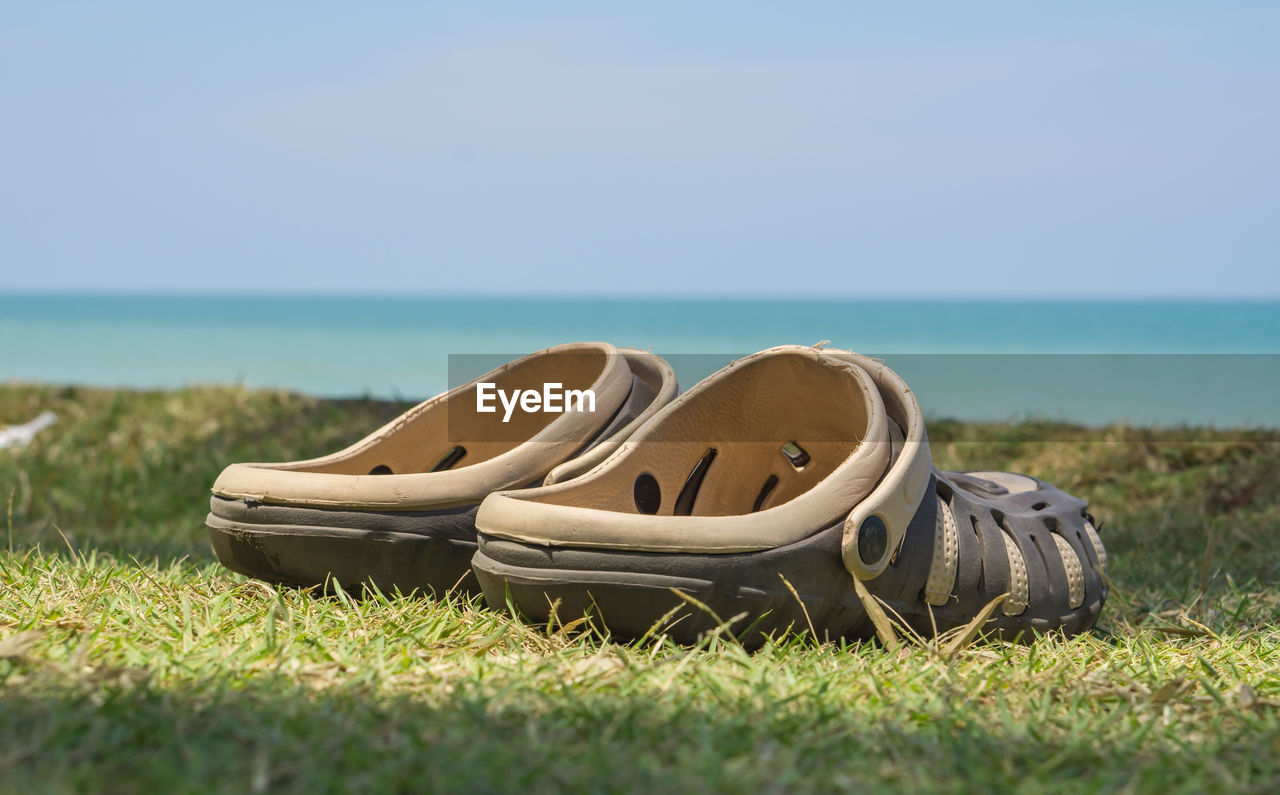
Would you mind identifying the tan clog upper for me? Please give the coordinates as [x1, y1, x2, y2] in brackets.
[212, 342, 677, 511]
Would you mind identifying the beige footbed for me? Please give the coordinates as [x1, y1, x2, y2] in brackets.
[212, 342, 674, 511]
[476, 346, 900, 553]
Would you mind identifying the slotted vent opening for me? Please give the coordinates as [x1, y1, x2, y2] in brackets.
[969, 514, 987, 590]
[1028, 533, 1052, 593]
[1074, 528, 1099, 569]
[674, 448, 718, 516]
[936, 480, 955, 501]
[430, 445, 467, 472]
[751, 475, 779, 513]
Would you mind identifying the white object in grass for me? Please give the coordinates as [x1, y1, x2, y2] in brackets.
[0, 411, 56, 450]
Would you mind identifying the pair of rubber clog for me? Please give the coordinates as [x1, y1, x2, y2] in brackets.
[208, 343, 1108, 644]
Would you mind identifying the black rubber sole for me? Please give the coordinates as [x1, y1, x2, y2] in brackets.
[472, 522, 873, 647]
[206, 497, 481, 597]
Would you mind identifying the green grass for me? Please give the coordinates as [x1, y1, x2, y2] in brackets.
[2, 384, 1279, 793]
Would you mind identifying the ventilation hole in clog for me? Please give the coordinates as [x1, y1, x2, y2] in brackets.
[429, 445, 467, 472]
[1074, 528, 1098, 569]
[634, 473, 661, 515]
[970, 514, 987, 591]
[1031, 502, 1048, 511]
[1083, 516, 1108, 573]
[780, 441, 810, 469]
[1028, 533, 1053, 595]
[674, 448, 717, 516]
[368, 465, 393, 475]
[992, 509, 1015, 538]
[751, 474, 779, 513]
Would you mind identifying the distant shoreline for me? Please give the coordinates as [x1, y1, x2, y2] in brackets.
[3, 295, 1277, 425]
[3, 382, 1277, 434]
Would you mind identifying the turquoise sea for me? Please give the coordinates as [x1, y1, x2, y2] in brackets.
[1, 294, 1277, 426]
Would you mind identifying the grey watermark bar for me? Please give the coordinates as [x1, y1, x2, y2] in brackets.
[447, 352, 1279, 443]
[446, 351, 615, 444]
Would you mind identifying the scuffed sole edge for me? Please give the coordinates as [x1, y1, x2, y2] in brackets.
[206, 513, 479, 597]
[470, 539, 870, 648]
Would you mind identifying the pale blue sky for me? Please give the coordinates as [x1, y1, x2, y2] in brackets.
[2, 3, 1277, 297]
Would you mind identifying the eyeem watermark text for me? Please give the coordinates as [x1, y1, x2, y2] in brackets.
[475, 383, 597, 423]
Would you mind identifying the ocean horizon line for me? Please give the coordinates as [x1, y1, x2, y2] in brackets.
[3, 289, 1279, 306]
